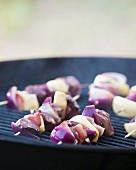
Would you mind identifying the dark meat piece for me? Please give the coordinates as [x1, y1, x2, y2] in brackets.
[96, 109, 114, 136]
[82, 105, 114, 136]
[64, 76, 82, 97]
[40, 112, 56, 131]
[65, 95, 80, 119]
[25, 84, 55, 105]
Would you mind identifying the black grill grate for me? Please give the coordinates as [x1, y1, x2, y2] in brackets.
[0, 57, 136, 150]
[0, 87, 135, 148]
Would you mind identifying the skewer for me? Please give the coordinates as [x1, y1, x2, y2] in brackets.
[73, 95, 80, 101]
[0, 81, 88, 108]
[124, 129, 136, 138]
[0, 100, 8, 106]
[81, 83, 89, 88]
[0, 94, 80, 106]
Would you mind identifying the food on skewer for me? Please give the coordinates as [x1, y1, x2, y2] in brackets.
[82, 105, 114, 136]
[6, 86, 39, 111]
[89, 72, 136, 118]
[1, 76, 82, 111]
[46, 76, 82, 97]
[11, 111, 44, 140]
[88, 72, 129, 110]
[93, 72, 129, 96]
[11, 91, 80, 138]
[25, 84, 54, 105]
[50, 105, 114, 145]
[88, 84, 115, 110]
[25, 76, 82, 105]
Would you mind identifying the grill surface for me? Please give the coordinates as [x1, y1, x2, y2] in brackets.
[0, 57, 136, 169]
[0, 88, 135, 148]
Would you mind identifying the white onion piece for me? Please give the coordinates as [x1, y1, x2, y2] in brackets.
[93, 123, 105, 137]
[53, 91, 67, 119]
[124, 122, 136, 138]
[112, 96, 136, 118]
[39, 115, 45, 133]
[39, 102, 61, 123]
[85, 116, 105, 137]
[46, 79, 69, 93]
[102, 72, 127, 84]
[16, 91, 39, 111]
[94, 74, 129, 96]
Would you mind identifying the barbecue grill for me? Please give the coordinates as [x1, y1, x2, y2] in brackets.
[0, 57, 136, 170]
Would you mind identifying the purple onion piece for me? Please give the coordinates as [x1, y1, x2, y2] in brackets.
[42, 96, 63, 118]
[89, 97, 113, 110]
[82, 105, 100, 125]
[11, 118, 40, 135]
[126, 93, 136, 102]
[130, 116, 136, 123]
[50, 126, 76, 144]
[43, 97, 52, 104]
[11, 122, 21, 133]
[11, 122, 39, 140]
[6, 86, 20, 110]
[88, 85, 114, 110]
[16, 118, 40, 132]
[96, 109, 114, 136]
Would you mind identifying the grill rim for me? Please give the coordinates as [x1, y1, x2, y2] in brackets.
[0, 135, 136, 154]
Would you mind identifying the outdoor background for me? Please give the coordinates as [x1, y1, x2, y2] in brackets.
[0, 0, 136, 61]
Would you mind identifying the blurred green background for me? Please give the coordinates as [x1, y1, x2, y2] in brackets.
[0, 0, 136, 61]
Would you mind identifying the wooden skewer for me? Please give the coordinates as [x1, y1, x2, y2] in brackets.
[81, 83, 89, 88]
[0, 100, 8, 106]
[0, 93, 81, 106]
[0, 83, 85, 106]
[73, 95, 80, 101]
[124, 129, 136, 138]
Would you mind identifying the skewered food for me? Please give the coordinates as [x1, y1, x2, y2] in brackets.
[88, 72, 129, 110]
[82, 105, 114, 136]
[11, 91, 80, 138]
[1, 76, 82, 111]
[6, 86, 39, 111]
[25, 84, 54, 105]
[50, 105, 114, 145]
[11, 111, 44, 140]
[25, 76, 82, 104]
[88, 84, 115, 110]
[93, 72, 129, 96]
